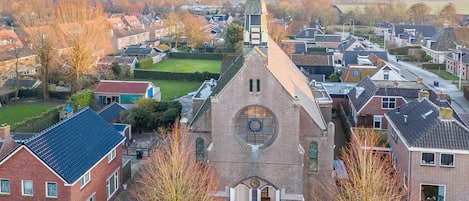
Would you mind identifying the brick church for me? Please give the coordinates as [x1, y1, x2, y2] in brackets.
[189, 0, 335, 200]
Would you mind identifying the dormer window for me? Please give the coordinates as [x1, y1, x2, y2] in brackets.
[382, 97, 396, 109]
[131, 20, 138, 24]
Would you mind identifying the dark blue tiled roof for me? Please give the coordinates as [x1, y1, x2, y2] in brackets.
[386, 98, 469, 150]
[25, 108, 125, 184]
[97, 102, 126, 123]
[394, 24, 436, 38]
[343, 51, 388, 66]
[348, 77, 378, 112]
[113, 124, 126, 132]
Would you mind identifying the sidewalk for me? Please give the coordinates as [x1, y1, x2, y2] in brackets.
[388, 54, 469, 114]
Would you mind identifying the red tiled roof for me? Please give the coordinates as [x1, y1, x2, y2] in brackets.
[94, 81, 150, 94]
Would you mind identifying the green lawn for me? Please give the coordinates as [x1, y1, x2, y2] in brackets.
[337, 1, 469, 15]
[132, 79, 203, 101]
[142, 59, 222, 74]
[0, 103, 59, 125]
[428, 69, 460, 80]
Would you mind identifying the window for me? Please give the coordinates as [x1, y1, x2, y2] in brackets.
[108, 148, 116, 163]
[383, 73, 389, 80]
[309, 142, 318, 172]
[46, 182, 57, 198]
[421, 184, 445, 201]
[256, 79, 260, 92]
[0, 179, 9, 194]
[373, 116, 382, 129]
[249, 79, 253, 92]
[80, 171, 91, 189]
[392, 154, 398, 169]
[86, 193, 96, 201]
[22, 180, 33, 196]
[382, 97, 396, 109]
[391, 129, 398, 144]
[353, 69, 359, 77]
[196, 138, 205, 160]
[106, 170, 119, 199]
[421, 152, 435, 165]
[235, 106, 277, 146]
[440, 153, 454, 167]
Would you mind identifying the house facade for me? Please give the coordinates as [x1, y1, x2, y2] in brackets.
[0, 108, 125, 201]
[385, 98, 469, 201]
[94, 80, 161, 108]
[445, 47, 469, 80]
[422, 26, 469, 63]
[189, 1, 335, 200]
[348, 77, 429, 129]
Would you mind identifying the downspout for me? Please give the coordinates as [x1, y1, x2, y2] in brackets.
[408, 150, 411, 200]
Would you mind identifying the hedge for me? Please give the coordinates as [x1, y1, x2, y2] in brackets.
[338, 103, 352, 142]
[169, 52, 223, 60]
[388, 46, 421, 55]
[137, 57, 153, 69]
[11, 105, 62, 133]
[422, 63, 445, 70]
[134, 70, 219, 81]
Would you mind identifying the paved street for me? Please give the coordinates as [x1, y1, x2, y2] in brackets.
[387, 54, 469, 114]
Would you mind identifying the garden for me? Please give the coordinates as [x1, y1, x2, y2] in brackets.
[139, 59, 222, 74]
[0, 101, 62, 126]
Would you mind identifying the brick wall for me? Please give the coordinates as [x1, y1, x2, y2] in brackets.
[0, 144, 123, 201]
[0, 147, 71, 201]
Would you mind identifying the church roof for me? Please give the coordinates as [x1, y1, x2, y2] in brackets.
[266, 38, 327, 130]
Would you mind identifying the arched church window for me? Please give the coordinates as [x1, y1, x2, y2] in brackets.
[196, 138, 205, 160]
[235, 105, 277, 146]
[309, 141, 318, 172]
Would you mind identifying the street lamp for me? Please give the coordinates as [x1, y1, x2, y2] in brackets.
[457, 50, 463, 90]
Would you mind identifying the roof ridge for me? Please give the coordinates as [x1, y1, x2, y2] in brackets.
[26, 107, 91, 143]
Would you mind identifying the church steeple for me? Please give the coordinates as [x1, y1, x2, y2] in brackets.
[243, 0, 268, 52]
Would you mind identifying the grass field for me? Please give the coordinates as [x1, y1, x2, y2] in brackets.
[142, 59, 222, 74]
[132, 79, 203, 101]
[0, 102, 59, 125]
[337, 1, 469, 15]
[428, 69, 460, 80]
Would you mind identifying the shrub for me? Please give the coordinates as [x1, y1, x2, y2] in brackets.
[69, 89, 93, 111]
[137, 58, 154, 69]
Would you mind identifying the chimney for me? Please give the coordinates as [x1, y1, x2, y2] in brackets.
[439, 107, 453, 120]
[418, 90, 429, 100]
[438, 92, 446, 101]
[417, 77, 423, 84]
[404, 114, 408, 124]
[0, 124, 10, 140]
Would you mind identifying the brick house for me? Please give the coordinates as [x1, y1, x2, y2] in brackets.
[94, 80, 161, 108]
[422, 26, 469, 63]
[0, 108, 125, 201]
[385, 97, 469, 201]
[445, 47, 469, 80]
[347, 76, 449, 130]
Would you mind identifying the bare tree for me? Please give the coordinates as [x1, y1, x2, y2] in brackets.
[335, 129, 406, 201]
[181, 12, 210, 50]
[268, 16, 288, 45]
[438, 3, 460, 27]
[130, 120, 219, 201]
[408, 2, 431, 24]
[52, 0, 112, 93]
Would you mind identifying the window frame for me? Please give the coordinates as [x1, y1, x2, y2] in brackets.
[45, 182, 58, 198]
[309, 141, 318, 172]
[80, 171, 91, 189]
[106, 170, 119, 200]
[440, 153, 455, 167]
[0, 179, 10, 195]
[249, 79, 253, 92]
[195, 137, 205, 161]
[373, 115, 383, 129]
[108, 148, 117, 163]
[383, 73, 389, 80]
[353, 69, 359, 77]
[421, 152, 436, 166]
[256, 79, 260, 93]
[22, 180, 33, 196]
[381, 97, 396, 109]
[86, 192, 96, 201]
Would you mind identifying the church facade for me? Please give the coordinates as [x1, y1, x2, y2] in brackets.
[189, 0, 335, 200]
